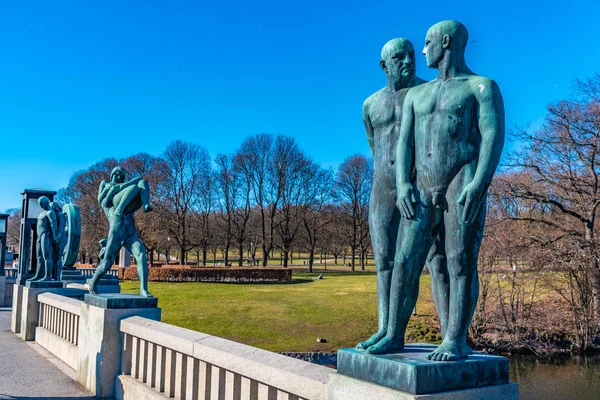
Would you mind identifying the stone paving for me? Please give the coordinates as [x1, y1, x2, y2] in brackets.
[0, 307, 95, 399]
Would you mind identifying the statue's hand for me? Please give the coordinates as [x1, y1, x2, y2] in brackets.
[397, 183, 417, 219]
[457, 181, 486, 223]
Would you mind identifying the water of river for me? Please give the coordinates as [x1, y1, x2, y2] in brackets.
[510, 354, 600, 399]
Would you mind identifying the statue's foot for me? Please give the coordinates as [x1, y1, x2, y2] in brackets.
[88, 283, 98, 295]
[426, 340, 471, 361]
[140, 289, 154, 298]
[143, 204, 153, 213]
[356, 329, 387, 350]
[366, 335, 404, 354]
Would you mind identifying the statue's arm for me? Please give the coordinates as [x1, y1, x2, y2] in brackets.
[48, 211, 59, 242]
[98, 180, 110, 204]
[395, 91, 417, 218]
[457, 79, 505, 223]
[117, 177, 142, 191]
[473, 79, 505, 189]
[362, 100, 375, 154]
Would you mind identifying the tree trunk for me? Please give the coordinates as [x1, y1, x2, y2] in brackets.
[180, 246, 186, 266]
[283, 250, 289, 268]
[308, 246, 315, 273]
[239, 244, 244, 266]
[262, 244, 268, 267]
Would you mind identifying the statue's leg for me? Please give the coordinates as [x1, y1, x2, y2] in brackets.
[40, 234, 53, 281]
[427, 226, 449, 339]
[113, 185, 141, 216]
[124, 235, 152, 297]
[357, 183, 398, 350]
[368, 199, 442, 354]
[30, 239, 45, 281]
[55, 239, 67, 280]
[427, 193, 486, 361]
[89, 231, 122, 294]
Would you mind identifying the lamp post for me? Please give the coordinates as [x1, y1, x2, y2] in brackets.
[0, 213, 8, 277]
[16, 189, 56, 285]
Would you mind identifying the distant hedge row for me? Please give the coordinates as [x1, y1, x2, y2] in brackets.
[118, 266, 292, 283]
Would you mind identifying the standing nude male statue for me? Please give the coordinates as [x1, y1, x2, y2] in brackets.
[88, 166, 154, 297]
[368, 21, 505, 360]
[356, 38, 447, 351]
[28, 196, 58, 282]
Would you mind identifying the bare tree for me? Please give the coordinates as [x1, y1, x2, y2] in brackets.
[214, 154, 237, 265]
[271, 136, 315, 268]
[496, 74, 600, 335]
[160, 140, 211, 264]
[334, 154, 373, 271]
[301, 169, 334, 272]
[235, 134, 275, 266]
[5, 208, 21, 250]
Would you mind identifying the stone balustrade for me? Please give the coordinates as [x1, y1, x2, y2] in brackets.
[76, 267, 119, 277]
[118, 316, 331, 400]
[4, 267, 18, 278]
[35, 292, 83, 370]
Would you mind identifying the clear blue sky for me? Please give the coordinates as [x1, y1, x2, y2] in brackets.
[1, 0, 599, 211]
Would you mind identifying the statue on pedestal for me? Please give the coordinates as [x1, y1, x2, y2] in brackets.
[356, 38, 447, 351]
[88, 167, 153, 297]
[28, 197, 80, 283]
[363, 21, 505, 361]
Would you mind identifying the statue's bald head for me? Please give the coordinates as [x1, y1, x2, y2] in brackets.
[380, 38, 412, 62]
[379, 38, 416, 88]
[427, 20, 468, 52]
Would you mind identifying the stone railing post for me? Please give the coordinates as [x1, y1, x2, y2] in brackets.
[77, 294, 161, 399]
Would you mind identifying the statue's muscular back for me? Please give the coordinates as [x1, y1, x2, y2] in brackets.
[409, 75, 493, 191]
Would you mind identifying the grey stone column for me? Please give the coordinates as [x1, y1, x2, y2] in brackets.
[77, 294, 160, 399]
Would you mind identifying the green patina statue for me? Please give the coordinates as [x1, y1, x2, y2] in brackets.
[28, 197, 81, 282]
[88, 166, 153, 297]
[366, 21, 505, 361]
[356, 38, 448, 352]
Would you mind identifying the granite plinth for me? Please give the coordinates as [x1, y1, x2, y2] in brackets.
[337, 344, 509, 395]
[86, 276, 120, 286]
[329, 372, 519, 400]
[25, 280, 64, 289]
[61, 269, 86, 281]
[84, 293, 157, 309]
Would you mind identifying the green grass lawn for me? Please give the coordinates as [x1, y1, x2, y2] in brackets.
[121, 272, 441, 353]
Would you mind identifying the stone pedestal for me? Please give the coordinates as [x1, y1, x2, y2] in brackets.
[68, 279, 121, 294]
[0, 276, 5, 307]
[10, 284, 24, 333]
[336, 344, 515, 397]
[77, 294, 161, 399]
[19, 283, 64, 340]
[329, 372, 519, 400]
[61, 267, 86, 283]
[86, 276, 121, 293]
